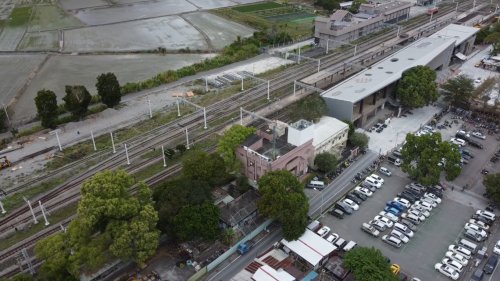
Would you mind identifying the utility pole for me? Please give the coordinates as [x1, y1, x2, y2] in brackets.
[23, 197, 38, 225]
[162, 145, 167, 167]
[55, 131, 62, 151]
[91, 130, 96, 151]
[125, 144, 130, 165]
[0, 200, 6, 214]
[110, 132, 116, 153]
[39, 201, 50, 226]
[2, 104, 10, 127]
[147, 98, 152, 118]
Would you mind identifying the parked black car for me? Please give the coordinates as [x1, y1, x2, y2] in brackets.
[484, 255, 498, 274]
[469, 140, 484, 149]
[353, 190, 368, 201]
[346, 193, 363, 205]
[427, 187, 443, 198]
[397, 191, 417, 203]
[329, 209, 345, 219]
[403, 189, 422, 199]
[335, 202, 353, 214]
[472, 214, 493, 226]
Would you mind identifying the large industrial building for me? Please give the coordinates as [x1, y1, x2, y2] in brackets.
[429, 24, 480, 58]
[315, 2, 412, 44]
[321, 37, 456, 127]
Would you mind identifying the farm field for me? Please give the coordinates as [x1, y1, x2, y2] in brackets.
[63, 15, 208, 53]
[187, 0, 240, 9]
[0, 0, 16, 20]
[183, 12, 255, 49]
[17, 0, 56, 6]
[69, 0, 198, 25]
[14, 53, 216, 121]
[27, 5, 82, 32]
[59, 0, 108, 10]
[0, 54, 47, 106]
[17, 31, 58, 51]
[0, 7, 32, 51]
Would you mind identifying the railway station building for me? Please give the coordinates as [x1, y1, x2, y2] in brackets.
[429, 24, 480, 58]
[320, 37, 456, 127]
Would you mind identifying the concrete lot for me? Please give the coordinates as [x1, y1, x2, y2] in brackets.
[59, 0, 109, 10]
[319, 171, 475, 281]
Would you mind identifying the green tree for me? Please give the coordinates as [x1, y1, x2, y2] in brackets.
[314, 152, 338, 173]
[473, 77, 496, 99]
[401, 133, 462, 186]
[96, 72, 121, 108]
[396, 65, 439, 108]
[315, 0, 340, 11]
[292, 93, 328, 122]
[348, 0, 368, 14]
[256, 170, 309, 241]
[349, 132, 369, 149]
[343, 119, 355, 138]
[485, 32, 500, 51]
[176, 144, 187, 155]
[181, 150, 228, 186]
[217, 125, 256, 173]
[8, 273, 35, 281]
[153, 179, 213, 233]
[36, 171, 160, 278]
[35, 89, 59, 128]
[63, 85, 92, 120]
[164, 148, 175, 159]
[344, 246, 399, 281]
[475, 28, 492, 44]
[440, 74, 475, 107]
[172, 201, 221, 241]
[483, 173, 500, 202]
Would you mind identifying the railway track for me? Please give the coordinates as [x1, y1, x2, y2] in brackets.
[0, 0, 480, 234]
[0, 1, 487, 274]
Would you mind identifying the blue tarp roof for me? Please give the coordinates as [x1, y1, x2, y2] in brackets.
[301, 271, 319, 281]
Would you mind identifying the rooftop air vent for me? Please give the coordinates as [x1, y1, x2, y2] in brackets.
[386, 71, 393, 74]
[365, 73, 372, 76]
[378, 67, 383, 69]
[390, 58, 398, 62]
[355, 88, 366, 93]
[332, 91, 342, 96]
[408, 58, 414, 60]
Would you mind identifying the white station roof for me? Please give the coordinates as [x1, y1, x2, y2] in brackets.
[429, 24, 479, 46]
[321, 37, 455, 103]
[281, 229, 337, 266]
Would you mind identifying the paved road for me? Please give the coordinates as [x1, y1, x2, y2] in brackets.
[204, 151, 379, 281]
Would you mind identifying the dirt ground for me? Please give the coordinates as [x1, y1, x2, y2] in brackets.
[13, 53, 216, 121]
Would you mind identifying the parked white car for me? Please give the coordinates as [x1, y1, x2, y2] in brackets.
[445, 251, 468, 266]
[450, 138, 465, 146]
[316, 226, 331, 237]
[355, 186, 373, 197]
[448, 245, 472, 259]
[368, 174, 384, 184]
[409, 206, 430, 217]
[379, 211, 399, 222]
[420, 197, 437, 208]
[406, 209, 426, 221]
[464, 223, 488, 237]
[393, 197, 411, 208]
[434, 264, 459, 280]
[414, 201, 433, 211]
[441, 258, 464, 272]
[472, 131, 486, 139]
[494, 240, 500, 255]
[343, 199, 359, 211]
[469, 219, 490, 231]
[476, 210, 496, 221]
[374, 215, 394, 228]
[391, 230, 410, 243]
[423, 192, 442, 204]
[326, 233, 339, 244]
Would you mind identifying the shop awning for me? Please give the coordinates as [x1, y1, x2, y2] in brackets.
[455, 52, 467, 60]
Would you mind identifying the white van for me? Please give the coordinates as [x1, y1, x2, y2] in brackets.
[458, 239, 478, 253]
[365, 178, 382, 189]
[307, 181, 325, 190]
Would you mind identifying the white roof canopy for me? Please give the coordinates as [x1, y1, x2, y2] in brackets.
[280, 229, 337, 266]
[252, 265, 295, 281]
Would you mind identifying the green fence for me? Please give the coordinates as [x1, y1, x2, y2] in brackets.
[188, 266, 207, 281]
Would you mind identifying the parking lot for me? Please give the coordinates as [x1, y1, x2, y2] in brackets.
[319, 169, 476, 280]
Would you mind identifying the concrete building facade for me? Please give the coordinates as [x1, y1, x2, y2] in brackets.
[321, 37, 456, 127]
[315, 2, 412, 44]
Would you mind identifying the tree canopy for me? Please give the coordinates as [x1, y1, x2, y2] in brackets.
[349, 132, 369, 150]
[153, 179, 213, 233]
[181, 150, 228, 186]
[396, 66, 439, 108]
[96, 72, 121, 108]
[483, 173, 500, 202]
[35, 89, 59, 128]
[486, 32, 500, 51]
[400, 133, 462, 186]
[440, 74, 474, 107]
[344, 246, 399, 281]
[256, 170, 309, 241]
[314, 152, 338, 173]
[343, 119, 355, 138]
[314, 0, 340, 11]
[63, 85, 92, 120]
[292, 93, 328, 122]
[348, 0, 368, 14]
[35, 171, 160, 278]
[172, 201, 220, 241]
[217, 125, 256, 173]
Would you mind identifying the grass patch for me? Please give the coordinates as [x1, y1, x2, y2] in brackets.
[0, 172, 74, 215]
[291, 16, 317, 22]
[232, 2, 282, 12]
[0, 204, 77, 252]
[142, 149, 161, 159]
[10, 7, 33, 19]
[16, 125, 45, 138]
[0, 20, 5, 29]
[6, 16, 31, 28]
